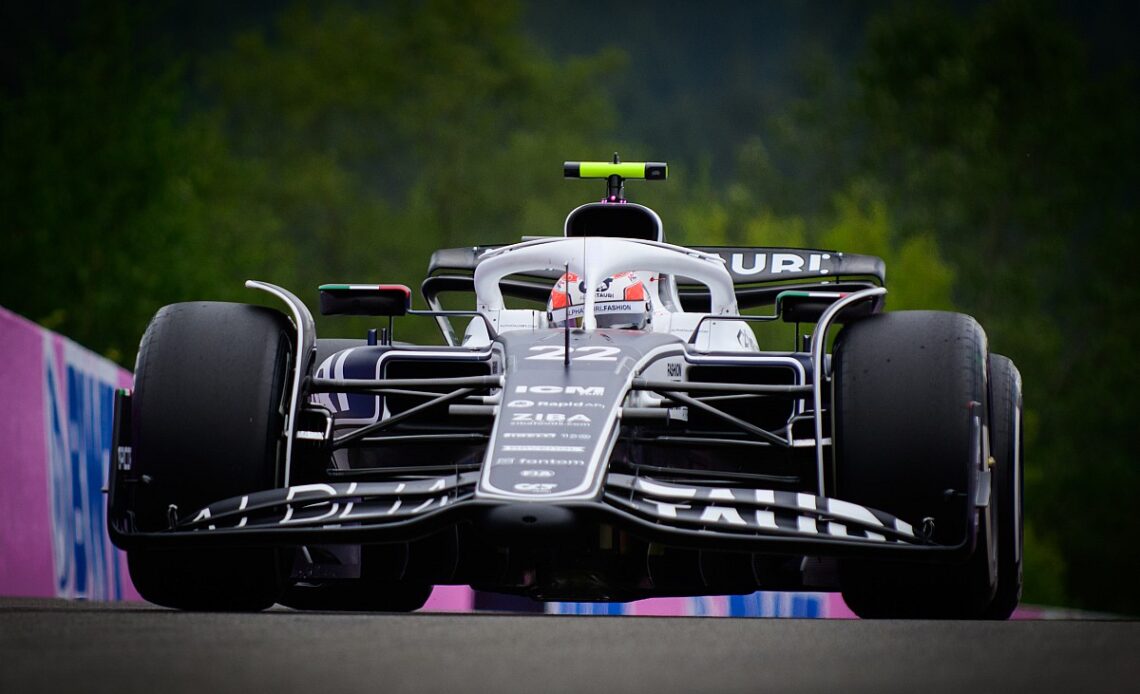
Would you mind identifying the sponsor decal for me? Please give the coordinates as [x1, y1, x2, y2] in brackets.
[501, 445, 586, 452]
[666, 363, 682, 378]
[519, 458, 585, 466]
[623, 479, 913, 541]
[551, 301, 646, 324]
[533, 400, 606, 409]
[503, 432, 557, 439]
[511, 413, 592, 424]
[513, 483, 558, 493]
[520, 469, 556, 478]
[515, 385, 605, 396]
[507, 399, 534, 408]
[116, 446, 132, 471]
[729, 252, 831, 276]
[191, 478, 457, 530]
[506, 419, 571, 427]
[44, 337, 128, 600]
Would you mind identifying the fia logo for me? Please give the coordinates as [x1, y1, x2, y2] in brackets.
[513, 482, 558, 492]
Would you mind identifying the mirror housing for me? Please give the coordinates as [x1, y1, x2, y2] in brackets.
[319, 284, 411, 317]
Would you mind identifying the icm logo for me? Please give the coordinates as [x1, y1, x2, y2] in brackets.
[513, 483, 558, 492]
[515, 385, 605, 396]
[729, 252, 831, 276]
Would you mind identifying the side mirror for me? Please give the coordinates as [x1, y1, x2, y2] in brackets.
[318, 284, 411, 317]
[776, 290, 879, 324]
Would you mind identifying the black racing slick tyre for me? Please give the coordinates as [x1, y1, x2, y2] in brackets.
[126, 302, 293, 611]
[983, 354, 1024, 619]
[833, 311, 996, 618]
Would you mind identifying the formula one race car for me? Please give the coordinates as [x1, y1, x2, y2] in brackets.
[108, 158, 1024, 618]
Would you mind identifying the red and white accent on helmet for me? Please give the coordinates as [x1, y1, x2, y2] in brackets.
[547, 271, 651, 329]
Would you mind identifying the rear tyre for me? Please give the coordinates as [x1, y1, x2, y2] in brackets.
[126, 302, 293, 611]
[983, 354, 1024, 618]
[833, 311, 996, 618]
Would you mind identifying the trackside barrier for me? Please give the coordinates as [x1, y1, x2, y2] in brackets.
[0, 305, 137, 600]
[546, 593, 856, 618]
[0, 304, 861, 616]
[432, 590, 858, 617]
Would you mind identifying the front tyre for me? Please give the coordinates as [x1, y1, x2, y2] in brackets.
[833, 311, 996, 618]
[126, 302, 293, 610]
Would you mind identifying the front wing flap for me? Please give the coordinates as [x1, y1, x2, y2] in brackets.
[110, 470, 956, 558]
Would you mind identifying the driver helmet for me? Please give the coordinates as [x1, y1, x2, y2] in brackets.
[547, 271, 651, 329]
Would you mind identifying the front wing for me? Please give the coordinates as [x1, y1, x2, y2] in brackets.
[108, 466, 967, 560]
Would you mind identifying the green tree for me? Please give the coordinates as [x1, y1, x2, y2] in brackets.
[200, 0, 623, 343]
[2, 0, 625, 358]
[1, 3, 288, 364]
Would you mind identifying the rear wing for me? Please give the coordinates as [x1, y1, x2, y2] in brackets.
[424, 244, 884, 309]
[682, 247, 884, 312]
[695, 247, 883, 285]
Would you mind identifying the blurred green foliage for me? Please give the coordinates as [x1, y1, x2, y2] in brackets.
[1, 3, 287, 364]
[199, 1, 627, 342]
[2, 0, 1136, 613]
[2, 0, 625, 351]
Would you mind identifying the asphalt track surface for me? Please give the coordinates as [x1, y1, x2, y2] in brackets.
[1, 598, 1136, 694]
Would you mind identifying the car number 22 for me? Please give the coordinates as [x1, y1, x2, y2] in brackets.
[526, 346, 620, 361]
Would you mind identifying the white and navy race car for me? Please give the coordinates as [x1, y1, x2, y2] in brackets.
[108, 158, 1023, 618]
